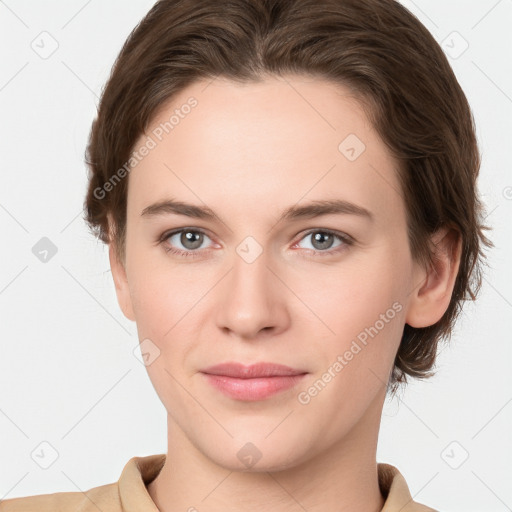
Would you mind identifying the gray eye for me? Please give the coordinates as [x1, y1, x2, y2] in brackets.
[168, 230, 209, 250]
[297, 231, 343, 251]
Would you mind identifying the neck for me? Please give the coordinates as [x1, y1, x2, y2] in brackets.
[147, 402, 386, 512]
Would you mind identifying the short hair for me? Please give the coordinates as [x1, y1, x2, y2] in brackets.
[84, 0, 493, 392]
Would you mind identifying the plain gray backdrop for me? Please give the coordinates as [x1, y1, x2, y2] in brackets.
[1, 1, 511, 510]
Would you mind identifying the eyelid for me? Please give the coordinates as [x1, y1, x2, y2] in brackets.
[294, 227, 354, 245]
[158, 226, 212, 244]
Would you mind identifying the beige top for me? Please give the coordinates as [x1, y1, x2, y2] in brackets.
[0, 454, 437, 511]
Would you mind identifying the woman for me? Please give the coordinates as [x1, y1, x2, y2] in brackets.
[0, 0, 491, 510]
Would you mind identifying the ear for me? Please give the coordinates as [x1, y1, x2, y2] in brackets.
[405, 227, 462, 328]
[109, 242, 136, 322]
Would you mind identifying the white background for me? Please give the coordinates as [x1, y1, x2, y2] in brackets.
[0, 1, 511, 510]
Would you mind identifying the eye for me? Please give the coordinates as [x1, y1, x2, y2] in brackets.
[294, 229, 352, 255]
[159, 228, 214, 257]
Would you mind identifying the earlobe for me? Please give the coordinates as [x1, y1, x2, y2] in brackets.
[405, 228, 462, 328]
[109, 243, 136, 322]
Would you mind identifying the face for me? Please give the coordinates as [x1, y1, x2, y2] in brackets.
[111, 75, 428, 471]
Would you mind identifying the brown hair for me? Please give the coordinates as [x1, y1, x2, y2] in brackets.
[84, 0, 492, 392]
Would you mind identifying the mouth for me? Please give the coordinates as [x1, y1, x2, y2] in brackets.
[200, 362, 308, 401]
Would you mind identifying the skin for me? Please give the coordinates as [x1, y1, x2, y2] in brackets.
[109, 75, 461, 512]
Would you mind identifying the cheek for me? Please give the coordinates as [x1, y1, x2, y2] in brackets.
[293, 259, 408, 421]
[125, 248, 220, 385]
[299, 251, 409, 370]
[125, 251, 202, 405]
[125, 244, 178, 343]
[307, 254, 405, 323]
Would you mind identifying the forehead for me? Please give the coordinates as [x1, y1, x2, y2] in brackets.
[127, 75, 404, 227]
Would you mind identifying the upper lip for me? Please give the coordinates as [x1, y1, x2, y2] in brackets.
[201, 362, 307, 378]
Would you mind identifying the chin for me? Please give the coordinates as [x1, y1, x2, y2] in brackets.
[192, 430, 315, 474]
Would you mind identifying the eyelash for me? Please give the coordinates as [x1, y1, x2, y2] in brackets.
[158, 227, 354, 259]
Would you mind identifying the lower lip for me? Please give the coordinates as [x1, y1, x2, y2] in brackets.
[202, 373, 307, 401]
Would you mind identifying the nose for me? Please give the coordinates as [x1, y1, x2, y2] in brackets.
[214, 246, 290, 340]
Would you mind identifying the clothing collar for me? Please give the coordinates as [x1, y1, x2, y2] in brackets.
[118, 453, 427, 512]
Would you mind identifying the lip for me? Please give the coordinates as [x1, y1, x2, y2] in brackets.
[202, 362, 306, 378]
[200, 362, 308, 401]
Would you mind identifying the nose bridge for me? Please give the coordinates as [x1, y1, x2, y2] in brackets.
[214, 237, 286, 338]
[232, 238, 269, 292]
[231, 239, 273, 312]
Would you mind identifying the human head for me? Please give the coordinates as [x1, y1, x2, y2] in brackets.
[84, 0, 492, 393]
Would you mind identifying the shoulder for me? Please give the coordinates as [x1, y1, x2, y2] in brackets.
[378, 463, 439, 512]
[0, 453, 165, 512]
[0, 482, 121, 512]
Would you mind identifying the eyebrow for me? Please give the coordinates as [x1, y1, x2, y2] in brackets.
[140, 198, 374, 224]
